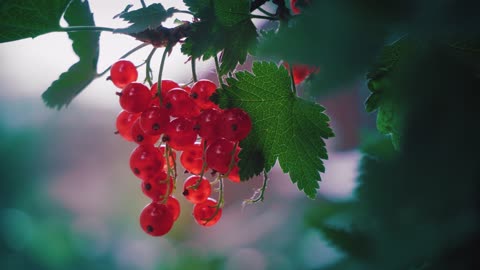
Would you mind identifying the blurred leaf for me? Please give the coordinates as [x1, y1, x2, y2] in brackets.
[318, 224, 372, 259]
[0, 0, 69, 43]
[219, 20, 257, 74]
[213, 0, 250, 27]
[217, 62, 334, 198]
[114, 3, 176, 34]
[41, 0, 99, 109]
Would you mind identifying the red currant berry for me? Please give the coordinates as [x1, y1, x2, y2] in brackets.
[131, 119, 161, 145]
[193, 198, 222, 227]
[195, 108, 222, 141]
[182, 176, 211, 204]
[115, 111, 140, 141]
[141, 173, 174, 201]
[163, 117, 197, 151]
[150, 80, 180, 99]
[129, 144, 164, 180]
[220, 108, 252, 141]
[182, 85, 192, 93]
[166, 196, 181, 221]
[163, 88, 200, 118]
[139, 202, 174, 236]
[227, 165, 240, 183]
[110, 60, 138, 89]
[119, 83, 151, 113]
[206, 138, 235, 174]
[190, 79, 218, 109]
[139, 106, 170, 135]
[180, 142, 207, 174]
[284, 62, 319, 85]
[290, 0, 301, 15]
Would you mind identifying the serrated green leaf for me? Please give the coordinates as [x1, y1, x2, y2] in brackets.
[217, 62, 334, 198]
[219, 20, 257, 74]
[213, 0, 250, 27]
[365, 92, 381, 113]
[114, 4, 175, 34]
[183, 0, 212, 19]
[0, 0, 70, 43]
[41, 0, 99, 109]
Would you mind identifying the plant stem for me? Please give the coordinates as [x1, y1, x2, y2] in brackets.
[213, 54, 223, 85]
[257, 7, 276, 17]
[144, 48, 157, 86]
[174, 10, 194, 16]
[59, 26, 116, 33]
[250, 0, 269, 12]
[191, 58, 198, 82]
[243, 170, 269, 205]
[250, 14, 279, 20]
[157, 46, 170, 105]
[289, 65, 297, 95]
[96, 43, 149, 77]
[140, 0, 146, 8]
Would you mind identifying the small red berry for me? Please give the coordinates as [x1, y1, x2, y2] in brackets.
[110, 60, 138, 89]
[195, 108, 222, 141]
[166, 196, 181, 221]
[190, 79, 218, 109]
[139, 106, 170, 135]
[163, 88, 200, 118]
[119, 83, 151, 113]
[220, 108, 252, 141]
[193, 198, 222, 227]
[129, 144, 164, 180]
[182, 176, 211, 204]
[206, 138, 235, 174]
[159, 145, 176, 170]
[227, 165, 241, 183]
[131, 119, 161, 145]
[141, 173, 174, 201]
[164, 117, 197, 151]
[115, 110, 140, 141]
[139, 202, 174, 236]
[150, 80, 180, 99]
[180, 142, 207, 175]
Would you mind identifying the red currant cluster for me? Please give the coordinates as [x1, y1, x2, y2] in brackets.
[110, 60, 252, 236]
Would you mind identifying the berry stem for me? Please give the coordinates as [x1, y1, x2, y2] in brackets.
[59, 26, 116, 33]
[173, 9, 195, 16]
[243, 170, 269, 206]
[191, 58, 198, 82]
[249, 14, 279, 20]
[97, 43, 149, 77]
[256, 7, 276, 17]
[289, 64, 297, 95]
[213, 54, 223, 85]
[144, 47, 157, 86]
[140, 0, 146, 8]
[157, 46, 170, 105]
[223, 142, 239, 178]
[193, 141, 208, 189]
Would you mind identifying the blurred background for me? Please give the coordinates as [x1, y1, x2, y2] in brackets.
[0, 1, 374, 269]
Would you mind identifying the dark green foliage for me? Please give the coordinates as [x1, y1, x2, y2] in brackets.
[41, 0, 99, 109]
[0, 0, 70, 43]
[114, 3, 176, 34]
[217, 62, 334, 198]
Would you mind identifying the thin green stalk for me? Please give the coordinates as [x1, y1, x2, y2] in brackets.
[97, 43, 149, 77]
[213, 54, 223, 85]
[157, 46, 170, 105]
[289, 65, 297, 94]
[174, 10, 194, 16]
[250, 14, 279, 20]
[242, 170, 269, 206]
[140, 0, 147, 8]
[59, 26, 116, 33]
[257, 7, 276, 17]
[191, 58, 198, 82]
[144, 48, 157, 86]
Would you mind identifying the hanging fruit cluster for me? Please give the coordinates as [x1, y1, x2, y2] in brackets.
[111, 60, 251, 236]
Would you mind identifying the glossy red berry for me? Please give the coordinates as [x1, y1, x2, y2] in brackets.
[139, 202, 174, 236]
[139, 106, 170, 135]
[150, 80, 180, 99]
[206, 138, 235, 174]
[115, 111, 140, 141]
[131, 119, 161, 145]
[182, 176, 211, 204]
[110, 60, 138, 89]
[129, 144, 164, 180]
[190, 79, 218, 109]
[166, 196, 181, 221]
[180, 142, 207, 174]
[164, 117, 197, 151]
[290, 0, 301, 15]
[163, 88, 200, 118]
[195, 108, 222, 141]
[284, 62, 319, 85]
[227, 165, 240, 183]
[193, 198, 222, 227]
[141, 173, 174, 201]
[182, 85, 192, 93]
[220, 108, 252, 141]
[119, 83, 152, 113]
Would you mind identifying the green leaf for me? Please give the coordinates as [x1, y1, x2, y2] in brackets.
[114, 3, 176, 34]
[183, 0, 212, 19]
[213, 0, 250, 27]
[0, 0, 70, 43]
[219, 20, 257, 74]
[41, 0, 99, 109]
[217, 62, 334, 198]
[317, 224, 372, 259]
